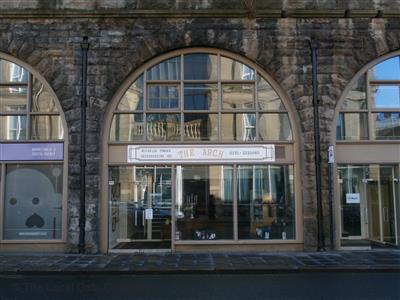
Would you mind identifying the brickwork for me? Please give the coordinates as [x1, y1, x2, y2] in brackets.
[1, 1, 400, 252]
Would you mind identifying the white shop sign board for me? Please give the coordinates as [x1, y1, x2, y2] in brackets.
[145, 209, 153, 220]
[127, 145, 275, 163]
[346, 193, 360, 204]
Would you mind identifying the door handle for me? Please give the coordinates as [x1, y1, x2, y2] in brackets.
[364, 207, 368, 224]
[143, 210, 145, 226]
[134, 210, 138, 226]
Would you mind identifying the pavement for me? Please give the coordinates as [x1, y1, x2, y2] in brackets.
[0, 249, 399, 274]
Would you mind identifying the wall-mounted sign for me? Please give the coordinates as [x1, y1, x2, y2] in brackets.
[0, 143, 64, 161]
[127, 145, 275, 163]
[145, 208, 153, 220]
[346, 193, 360, 204]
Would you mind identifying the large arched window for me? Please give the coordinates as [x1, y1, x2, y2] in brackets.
[109, 53, 292, 142]
[0, 56, 66, 246]
[335, 55, 400, 248]
[337, 56, 400, 140]
[105, 50, 300, 252]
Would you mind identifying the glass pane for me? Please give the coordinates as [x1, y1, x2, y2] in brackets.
[148, 85, 179, 109]
[175, 165, 233, 240]
[109, 166, 172, 249]
[237, 165, 295, 240]
[109, 114, 144, 142]
[0, 60, 28, 83]
[184, 54, 217, 80]
[336, 113, 369, 140]
[222, 84, 254, 109]
[259, 113, 292, 141]
[380, 166, 397, 244]
[221, 113, 256, 141]
[117, 76, 143, 111]
[341, 76, 367, 110]
[369, 56, 400, 81]
[370, 85, 400, 108]
[184, 114, 218, 141]
[147, 56, 180, 80]
[184, 84, 218, 110]
[147, 114, 180, 141]
[258, 77, 285, 111]
[4, 164, 63, 240]
[0, 87, 27, 112]
[31, 78, 58, 113]
[338, 165, 365, 237]
[372, 112, 400, 140]
[31, 116, 64, 140]
[0, 115, 27, 140]
[220, 56, 255, 80]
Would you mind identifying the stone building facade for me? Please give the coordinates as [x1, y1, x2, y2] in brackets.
[0, 0, 399, 253]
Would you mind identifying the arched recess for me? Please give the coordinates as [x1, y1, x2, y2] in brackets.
[100, 48, 302, 252]
[0, 52, 68, 252]
[332, 51, 400, 249]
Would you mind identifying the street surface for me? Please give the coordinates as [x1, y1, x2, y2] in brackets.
[0, 272, 399, 300]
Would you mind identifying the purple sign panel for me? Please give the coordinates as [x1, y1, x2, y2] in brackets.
[0, 143, 64, 161]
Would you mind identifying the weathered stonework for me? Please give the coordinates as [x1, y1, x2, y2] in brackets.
[1, 0, 400, 253]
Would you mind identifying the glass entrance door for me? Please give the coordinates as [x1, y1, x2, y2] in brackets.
[339, 164, 398, 246]
[108, 166, 172, 250]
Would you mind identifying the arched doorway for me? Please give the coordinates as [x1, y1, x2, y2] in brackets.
[101, 48, 302, 252]
[0, 53, 68, 251]
[333, 52, 400, 249]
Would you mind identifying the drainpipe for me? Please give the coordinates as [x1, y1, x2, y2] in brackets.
[79, 36, 89, 254]
[309, 40, 325, 251]
[328, 146, 335, 249]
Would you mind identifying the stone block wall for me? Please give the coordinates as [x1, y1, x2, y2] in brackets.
[1, 1, 400, 252]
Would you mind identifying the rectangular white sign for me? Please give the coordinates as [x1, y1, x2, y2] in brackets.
[346, 193, 360, 204]
[145, 208, 153, 220]
[127, 145, 275, 163]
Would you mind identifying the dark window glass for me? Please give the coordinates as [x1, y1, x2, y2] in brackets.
[184, 84, 217, 110]
[237, 165, 295, 240]
[175, 165, 233, 240]
[148, 85, 179, 109]
[184, 54, 217, 80]
[336, 113, 369, 140]
[147, 57, 180, 80]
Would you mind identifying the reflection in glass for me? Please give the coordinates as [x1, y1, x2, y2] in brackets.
[148, 85, 179, 109]
[221, 113, 256, 141]
[184, 54, 217, 80]
[110, 114, 144, 142]
[336, 113, 369, 140]
[220, 56, 255, 80]
[147, 114, 180, 141]
[147, 57, 180, 80]
[370, 85, 400, 108]
[259, 113, 292, 141]
[184, 114, 218, 141]
[369, 56, 400, 81]
[108, 166, 172, 249]
[222, 84, 254, 109]
[0, 60, 28, 83]
[237, 165, 295, 240]
[372, 112, 400, 140]
[341, 77, 367, 110]
[338, 165, 365, 237]
[31, 78, 58, 112]
[0, 115, 26, 140]
[0, 87, 27, 112]
[175, 165, 233, 240]
[117, 76, 143, 111]
[31, 116, 64, 140]
[4, 164, 63, 240]
[184, 84, 218, 110]
[258, 77, 285, 111]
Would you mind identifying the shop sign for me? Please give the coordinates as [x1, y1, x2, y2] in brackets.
[0, 143, 63, 161]
[127, 145, 275, 163]
[346, 193, 360, 204]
